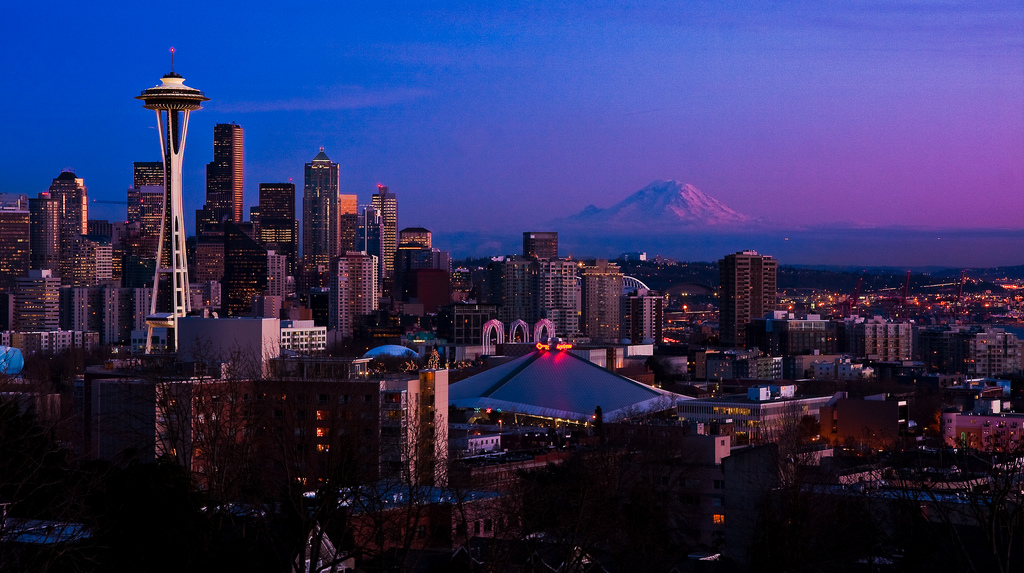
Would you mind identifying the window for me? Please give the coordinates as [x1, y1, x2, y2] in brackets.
[316, 427, 328, 437]
[339, 395, 350, 404]
[484, 519, 493, 533]
[363, 394, 373, 404]
[317, 444, 329, 452]
[713, 480, 725, 490]
[713, 514, 725, 524]
[316, 410, 327, 421]
[318, 394, 329, 403]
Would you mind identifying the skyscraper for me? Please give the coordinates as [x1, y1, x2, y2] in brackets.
[222, 221, 267, 317]
[338, 194, 359, 255]
[523, 232, 558, 260]
[719, 250, 777, 348]
[47, 171, 88, 281]
[253, 183, 297, 273]
[29, 192, 59, 273]
[203, 123, 244, 224]
[0, 200, 30, 293]
[137, 64, 208, 352]
[302, 148, 339, 267]
[329, 252, 378, 340]
[371, 185, 397, 295]
[14, 270, 61, 332]
[128, 161, 163, 224]
[580, 260, 623, 343]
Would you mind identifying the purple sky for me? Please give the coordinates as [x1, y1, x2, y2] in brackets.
[2, 2, 1022, 249]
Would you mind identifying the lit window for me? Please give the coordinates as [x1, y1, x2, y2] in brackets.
[316, 427, 329, 437]
[713, 514, 725, 524]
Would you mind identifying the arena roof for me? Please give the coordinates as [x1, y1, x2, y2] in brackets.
[449, 347, 689, 422]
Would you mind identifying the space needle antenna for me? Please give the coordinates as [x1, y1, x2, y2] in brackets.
[170, 47, 175, 73]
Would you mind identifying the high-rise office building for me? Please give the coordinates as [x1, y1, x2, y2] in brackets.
[203, 123, 244, 224]
[338, 194, 358, 255]
[137, 66, 208, 352]
[65, 235, 113, 288]
[133, 161, 164, 188]
[223, 221, 267, 317]
[719, 250, 777, 348]
[252, 183, 297, 273]
[29, 192, 60, 273]
[523, 232, 558, 260]
[580, 260, 623, 343]
[193, 227, 225, 284]
[128, 162, 164, 223]
[371, 185, 397, 295]
[0, 201, 30, 293]
[14, 270, 61, 332]
[302, 149, 339, 267]
[47, 171, 88, 265]
[394, 227, 451, 306]
[329, 252, 378, 339]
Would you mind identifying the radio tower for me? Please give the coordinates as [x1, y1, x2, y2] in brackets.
[136, 49, 208, 353]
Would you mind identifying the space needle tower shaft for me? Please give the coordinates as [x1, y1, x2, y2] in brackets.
[136, 50, 208, 353]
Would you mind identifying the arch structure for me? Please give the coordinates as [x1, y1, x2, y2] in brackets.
[533, 319, 556, 343]
[482, 319, 505, 356]
[509, 319, 531, 343]
[622, 276, 651, 295]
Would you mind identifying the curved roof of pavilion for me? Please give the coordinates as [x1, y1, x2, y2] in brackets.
[449, 347, 690, 422]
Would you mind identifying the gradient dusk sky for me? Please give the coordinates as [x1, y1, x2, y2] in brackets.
[2, 1, 1022, 242]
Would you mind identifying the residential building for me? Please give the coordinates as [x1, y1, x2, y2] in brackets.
[719, 250, 777, 348]
[851, 316, 913, 361]
[329, 252, 378, 340]
[621, 288, 663, 344]
[580, 260, 623, 343]
[280, 320, 327, 354]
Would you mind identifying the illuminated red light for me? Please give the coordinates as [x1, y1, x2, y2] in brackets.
[535, 342, 573, 351]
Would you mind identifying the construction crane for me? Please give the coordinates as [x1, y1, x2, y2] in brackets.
[838, 277, 863, 318]
[951, 270, 967, 324]
[897, 270, 912, 318]
[882, 270, 913, 319]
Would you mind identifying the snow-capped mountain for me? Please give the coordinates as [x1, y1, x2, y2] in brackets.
[560, 180, 753, 227]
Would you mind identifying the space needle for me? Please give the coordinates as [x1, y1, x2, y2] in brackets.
[136, 49, 208, 353]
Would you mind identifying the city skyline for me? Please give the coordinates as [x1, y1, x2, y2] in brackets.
[2, 2, 1023, 265]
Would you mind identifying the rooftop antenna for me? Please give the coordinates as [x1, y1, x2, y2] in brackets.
[170, 46, 175, 73]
